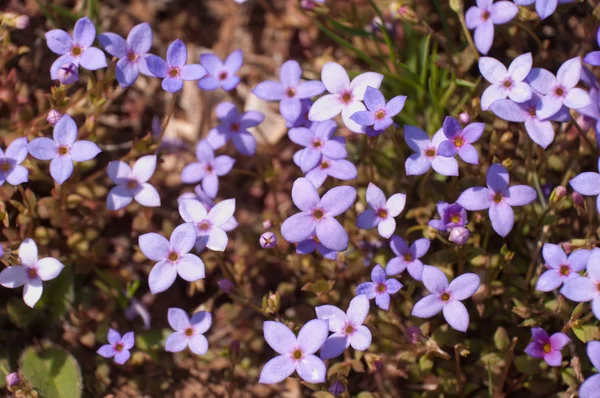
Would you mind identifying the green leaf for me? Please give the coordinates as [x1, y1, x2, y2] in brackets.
[20, 345, 82, 398]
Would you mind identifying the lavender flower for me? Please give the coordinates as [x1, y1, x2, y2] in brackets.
[356, 264, 403, 310]
[106, 155, 161, 211]
[28, 114, 101, 185]
[178, 198, 236, 252]
[585, 28, 600, 66]
[289, 120, 347, 173]
[527, 57, 591, 120]
[580, 341, 600, 397]
[165, 308, 212, 355]
[280, 178, 356, 252]
[198, 49, 243, 91]
[181, 140, 235, 198]
[178, 185, 238, 232]
[349, 86, 407, 131]
[449, 227, 470, 245]
[356, 183, 406, 239]
[252, 60, 325, 123]
[46, 17, 107, 79]
[259, 320, 329, 384]
[297, 234, 338, 260]
[404, 125, 459, 176]
[569, 157, 600, 212]
[514, 0, 574, 20]
[0, 137, 28, 186]
[535, 244, 589, 292]
[561, 248, 600, 320]
[206, 102, 263, 156]
[5, 372, 19, 388]
[411, 266, 480, 332]
[428, 202, 468, 232]
[139, 222, 205, 294]
[456, 164, 536, 237]
[465, 0, 518, 54]
[437, 117, 484, 165]
[97, 329, 135, 365]
[524, 328, 570, 366]
[303, 156, 357, 189]
[145, 39, 207, 93]
[479, 53, 532, 110]
[308, 62, 383, 133]
[46, 109, 62, 125]
[315, 295, 371, 360]
[57, 63, 79, 85]
[0, 239, 64, 308]
[98, 23, 153, 88]
[260, 232, 277, 249]
[386, 236, 431, 280]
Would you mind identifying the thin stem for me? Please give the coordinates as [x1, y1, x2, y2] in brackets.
[455, 344, 464, 397]
[157, 94, 178, 145]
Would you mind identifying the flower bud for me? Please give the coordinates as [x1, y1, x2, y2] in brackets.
[57, 63, 78, 85]
[458, 112, 470, 124]
[449, 226, 470, 245]
[549, 186, 567, 206]
[46, 109, 63, 125]
[328, 381, 345, 396]
[15, 15, 29, 29]
[217, 279, 234, 294]
[5, 372, 19, 388]
[405, 326, 422, 344]
[572, 192, 586, 215]
[259, 232, 277, 249]
[262, 291, 280, 314]
[262, 219, 272, 230]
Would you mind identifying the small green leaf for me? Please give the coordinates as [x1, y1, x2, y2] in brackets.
[20, 345, 82, 398]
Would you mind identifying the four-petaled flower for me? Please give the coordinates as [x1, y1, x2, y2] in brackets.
[178, 198, 236, 252]
[411, 266, 480, 332]
[514, 0, 573, 20]
[404, 125, 459, 176]
[0, 137, 28, 186]
[535, 243, 589, 292]
[289, 120, 347, 173]
[198, 49, 243, 91]
[180, 140, 235, 198]
[428, 202, 468, 232]
[165, 308, 212, 355]
[206, 102, 263, 156]
[524, 327, 570, 366]
[580, 341, 600, 397]
[106, 155, 161, 211]
[569, 157, 600, 213]
[356, 264, 403, 311]
[146, 39, 207, 93]
[561, 248, 600, 320]
[356, 183, 406, 239]
[386, 236, 431, 280]
[479, 53, 532, 110]
[437, 117, 484, 165]
[350, 86, 406, 131]
[465, 0, 518, 55]
[97, 329, 135, 364]
[303, 156, 357, 189]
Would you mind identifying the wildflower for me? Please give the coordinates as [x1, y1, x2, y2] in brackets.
[165, 308, 212, 355]
[449, 227, 470, 245]
[535, 244, 589, 292]
[98, 23, 153, 88]
[206, 102, 263, 156]
[569, 157, 600, 213]
[178, 185, 238, 232]
[524, 328, 570, 366]
[139, 222, 205, 294]
[252, 60, 326, 123]
[437, 117, 484, 164]
[178, 198, 236, 252]
[458, 112, 470, 124]
[198, 49, 243, 91]
[46, 109, 62, 125]
[411, 266, 480, 332]
[28, 114, 101, 185]
[280, 178, 356, 252]
[428, 202, 468, 232]
[479, 53, 532, 110]
[106, 155, 161, 211]
[296, 234, 338, 260]
[145, 39, 207, 93]
[308, 62, 383, 133]
[289, 120, 347, 172]
[57, 63, 79, 85]
[514, 0, 574, 20]
[0, 137, 28, 186]
[46, 17, 107, 79]
[580, 341, 600, 397]
[456, 164, 536, 237]
[349, 86, 407, 131]
[386, 236, 430, 280]
[404, 125, 459, 176]
[5, 372, 19, 388]
[584, 28, 600, 66]
[561, 248, 600, 320]
[259, 320, 329, 384]
[527, 57, 590, 120]
[356, 264, 403, 310]
[315, 295, 371, 360]
[97, 329, 134, 365]
[465, 0, 518, 55]
[14, 15, 29, 30]
[304, 156, 357, 189]
[180, 140, 235, 198]
[356, 183, 406, 239]
[260, 232, 277, 248]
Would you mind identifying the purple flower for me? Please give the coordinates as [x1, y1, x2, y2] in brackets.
[252, 60, 326, 123]
[106, 155, 161, 211]
[0, 137, 28, 186]
[165, 308, 212, 355]
[206, 102, 263, 156]
[315, 295, 371, 360]
[0, 238, 64, 308]
[296, 234, 338, 260]
[535, 244, 590, 292]
[57, 63, 79, 85]
[5, 372, 19, 388]
[356, 264, 403, 310]
[456, 164, 536, 237]
[490, 91, 570, 148]
[198, 49, 243, 91]
[404, 125, 459, 176]
[411, 266, 480, 332]
[139, 222, 205, 294]
[28, 114, 101, 185]
[98, 23, 153, 88]
[578, 67, 600, 144]
[569, 157, 600, 212]
[289, 120, 347, 172]
[46, 17, 107, 79]
[580, 341, 600, 397]
[281, 178, 356, 252]
[97, 329, 134, 365]
[181, 140, 235, 198]
[514, 0, 574, 20]
[259, 320, 328, 384]
[585, 27, 600, 66]
[308, 62, 383, 133]
[524, 328, 570, 366]
[449, 227, 470, 245]
[302, 156, 357, 189]
[386, 236, 430, 280]
[527, 57, 591, 120]
[356, 183, 406, 239]
[479, 53, 532, 110]
[349, 86, 407, 131]
[178, 198, 236, 252]
[145, 39, 207, 93]
[437, 117, 484, 165]
[428, 202, 468, 232]
[178, 186, 238, 232]
[260, 232, 277, 249]
[561, 248, 600, 320]
[328, 381, 345, 397]
[465, 0, 518, 54]
[46, 109, 62, 125]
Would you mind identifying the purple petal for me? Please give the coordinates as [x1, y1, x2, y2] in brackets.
[549, 332, 570, 350]
[54, 114, 77, 145]
[198, 76, 220, 90]
[587, 340, 600, 369]
[411, 294, 444, 318]
[544, 350, 562, 366]
[347, 295, 369, 325]
[73, 17, 95, 47]
[0, 266, 27, 288]
[366, 182, 387, 208]
[188, 334, 209, 355]
[288, 127, 313, 147]
[568, 249, 590, 272]
[180, 163, 205, 184]
[321, 62, 350, 94]
[259, 355, 296, 384]
[296, 81, 326, 98]
[465, 6, 482, 29]
[356, 282, 376, 298]
[407, 260, 425, 280]
[490, 1, 518, 23]
[456, 186, 491, 211]
[168, 308, 190, 331]
[180, 64, 207, 81]
[224, 49, 243, 73]
[50, 156, 74, 185]
[404, 125, 430, 152]
[443, 300, 470, 332]
[321, 138, 347, 159]
[386, 257, 406, 276]
[474, 21, 494, 55]
[107, 160, 132, 185]
[291, 178, 319, 212]
[166, 39, 187, 67]
[97, 344, 115, 358]
[320, 185, 356, 217]
[190, 311, 212, 334]
[389, 235, 409, 256]
[327, 159, 357, 181]
[378, 217, 396, 238]
[280, 60, 302, 88]
[133, 182, 160, 207]
[115, 58, 139, 88]
[121, 332, 135, 350]
[297, 319, 329, 355]
[413, 238, 431, 258]
[422, 265, 449, 294]
[487, 164, 509, 192]
[527, 68, 556, 94]
[524, 341, 544, 358]
[375, 293, 391, 310]
[458, 145, 478, 164]
[442, 116, 462, 139]
[264, 321, 296, 354]
[127, 23, 152, 54]
[373, 118, 393, 131]
[489, 99, 528, 122]
[524, 119, 554, 149]
[363, 86, 385, 111]
[536, 270, 563, 292]
[564, 88, 591, 109]
[46, 29, 73, 55]
[70, 141, 101, 162]
[536, 0, 558, 19]
[580, 374, 600, 398]
[165, 331, 188, 352]
[145, 55, 168, 78]
[170, 222, 197, 254]
[319, 334, 347, 360]
[463, 123, 485, 143]
[232, 133, 256, 156]
[28, 138, 57, 161]
[132, 155, 157, 182]
[536, 94, 563, 120]
[350, 325, 372, 351]
[570, 172, 600, 196]
[385, 278, 402, 294]
[489, 202, 514, 237]
[213, 155, 235, 176]
[162, 76, 183, 93]
[315, 305, 346, 332]
[385, 95, 406, 116]
[106, 185, 133, 211]
[371, 264, 387, 284]
[308, 94, 344, 122]
[560, 277, 597, 302]
[200, 53, 223, 75]
[479, 57, 508, 83]
[585, 51, 600, 66]
[6, 166, 28, 186]
[98, 32, 128, 58]
[252, 81, 285, 101]
[557, 57, 582, 89]
[504, 185, 536, 206]
[176, 254, 205, 281]
[296, 354, 326, 383]
[79, 47, 107, 71]
[406, 153, 432, 176]
[542, 243, 567, 269]
[315, 217, 348, 252]
[139, 232, 169, 261]
[349, 72, 383, 101]
[280, 98, 302, 122]
[148, 261, 177, 294]
[281, 213, 316, 243]
[437, 140, 458, 157]
[208, 198, 236, 226]
[356, 209, 379, 229]
[507, 82, 532, 103]
[350, 111, 376, 127]
[448, 273, 480, 300]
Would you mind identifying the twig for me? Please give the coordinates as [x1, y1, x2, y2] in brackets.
[495, 337, 518, 397]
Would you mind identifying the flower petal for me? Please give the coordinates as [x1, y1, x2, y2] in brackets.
[281, 213, 315, 243]
[320, 185, 356, 217]
[204, 227, 228, 251]
[46, 29, 73, 55]
[252, 81, 285, 101]
[0, 266, 27, 288]
[259, 355, 296, 384]
[165, 331, 189, 352]
[127, 22, 152, 54]
[315, 217, 348, 252]
[412, 294, 444, 318]
[23, 278, 43, 308]
[188, 334, 209, 355]
[308, 94, 344, 122]
[170, 222, 197, 254]
[168, 308, 190, 331]
[489, 202, 515, 237]
[474, 21, 494, 55]
[504, 185, 536, 206]
[350, 72, 384, 101]
[456, 187, 491, 211]
[79, 47, 107, 71]
[148, 261, 177, 294]
[176, 253, 206, 281]
[280, 60, 302, 88]
[297, 319, 329, 355]
[190, 311, 212, 334]
[19, 238, 38, 267]
[321, 62, 349, 94]
[145, 55, 168, 78]
[319, 334, 347, 360]
[347, 295, 370, 325]
[178, 198, 207, 223]
[560, 277, 597, 302]
[132, 155, 157, 183]
[106, 185, 133, 211]
[422, 265, 449, 294]
[542, 243, 567, 269]
[180, 64, 207, 81]
[491, 1, 518, 24]
[570, 172, 600, 196]
[70, 140, 101, 162]
[133, 183, 161, 207]
[36, 258, 64, 281]
[315, 305, 346, 332]
[296, 355, 326, 383]
[264, 321, 296, 354]
[98, 32, 128, 58]
[292, 177, 320, 212]
[448, 273, 480, 300]
[442, 300, 470, 332]
[166, 39, 187, 67]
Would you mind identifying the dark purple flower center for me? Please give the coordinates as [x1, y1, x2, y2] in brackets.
[340, 91, 353, 104]
[313, 209, 324, 220]
[559, 265, 570, 276]
[71, 45, 83, 56]
[58, 145, 69, 155]
[441, 292, 450, 302]
[403, 253, 414, 262]
[481, 10, 491, 21]
[312, 139, 323, 149]
[198, 221, 211, 231]
[344, 324, 355, 335]
[493, 193, 503, 203]
[115, 343, 124, 352]
[320, 160, 330, 169]
[376, 283, 387, 293]
[0, 160, 11, 173]
[185, 327, 194, 337]
[377, 208, 388, 219]
[206, 164, 214, 173]
[127, 179, 139, 190]
[375, 110, 386, 120]
[168, 67, 180, 78]
[168, 251, 179, 262]
[230, 122, 240, 132]
[454, 136, 464, 148]
[286, 87, 296, 98]
[292, 348, 303, 360]
[128, 52, 139, 62]
[262, 235, 273, 245]
[554, 86, 565, 97]
[27, 267, 37, 279]
[218, 71, 228, 80]
[542, 343, 551, 353]
[425, 148, 436, 157]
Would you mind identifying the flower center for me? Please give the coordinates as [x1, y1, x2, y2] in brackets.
[128, 52, 139, 62]
[230, 122, 240, 132]
[320, 160, 330, 169]
[528, 107, 536, 116]
[168, 251, 179, 262]
[27, 267, 37, 279]
[313, 235, 320, 244]
[454, 137, 464, 147]
[292, 348, 303, 360]
[597, 282, 600, 293]
[185, 327, 194, 337]
[481, 10, 491, 21]
[115, 343, 124, 352]
[344, 324, 355, 335]
[0, 160, 11, 173]
[554, 86, 565, 97]
[71, 45, 82, 56]
[493, 193, 503, 203]
[168, 67, 180, 78]
[312, 139, 323, 149]
[542, 343, 551, 353]
[441, 292, 450, 302]
[58, 145, 69, 155]
[205, 164, 214, 173]
[375, 110, 386, 120]
[403, 253, 414, 262]
[127, 180, 138, 190]
[451, 214, 461, 223]
[340, 91, 352, 104]
[286, 87, 296, 98]
[503, 79, 512, 88]
[198, 221, 211, 231]
[425, 148, 436, 157]
[313, 209, 324, 220]
[559, 265, 570, 276]
[376, 283, 387, 293]
[377, 208, 388, 219]
[218, 71, 228, 80]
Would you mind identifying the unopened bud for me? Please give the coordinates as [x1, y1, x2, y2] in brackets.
[458, 112, 470, 124]
[15, 15, 29, 29]
[328, 381, 345, 396]
[549, 186, 567, 206]
[262, 291, 280, 314]
[449, 226, 470, 245]
[46, 109, 63, 125]
[259, 232, 277, 249]
[217, 279, 233, 294]
[572, 191, 586, 216]
[5, 372, 19, 388]
[405, 326, 422, 344]
[57, 63, 78, 85]
[262, 219, 272, 230]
